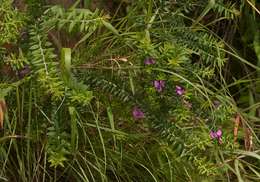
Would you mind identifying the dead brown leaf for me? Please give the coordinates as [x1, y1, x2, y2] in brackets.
[0, 99, 6, 129]
[234, 114, 240, 143]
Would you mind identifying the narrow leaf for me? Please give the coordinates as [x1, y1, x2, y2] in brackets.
[101, 20, 119, 36]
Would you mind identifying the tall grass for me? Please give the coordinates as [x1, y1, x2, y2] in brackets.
[0, 0, 260, 181]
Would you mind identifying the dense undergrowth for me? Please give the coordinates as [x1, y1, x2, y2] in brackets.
[0, 0, 260, 181]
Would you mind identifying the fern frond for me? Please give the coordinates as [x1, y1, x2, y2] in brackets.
[213, 0, 240, 19]
[46, 103, 70, 168]
[77, 71, 132, 103]
[28, 25, 64, 100]
[43, 6, 104, 32]
[161, 28, 224, 67]
[42, 5, 118, 49]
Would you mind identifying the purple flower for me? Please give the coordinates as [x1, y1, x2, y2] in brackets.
[17, 65, 30, 79]
[210, 131, 217, 139]
[175, 85, 185, 96]
[153, 80, 165, 92]
[132, 107, 145, 119]
[144, 58, 155, 65]
[210, 129, 223, 144]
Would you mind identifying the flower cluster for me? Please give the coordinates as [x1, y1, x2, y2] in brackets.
[132, 58, 188, 119]
[175, 85, 185, 96]
[153, 80, 165, 92]
[210, 129, 222, 144]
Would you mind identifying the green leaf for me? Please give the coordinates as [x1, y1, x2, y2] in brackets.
[234, 159, 243, 182]
[236, 150, 260, 161]
[73, 30, 94, 50]
[60, 48, 71, 83]
[69, 21, 76, 32]
[69, 107, 78, 151]
[101, 20, 119, 36]
[107, 106, 116, 148]
[192, 0, 215, 27]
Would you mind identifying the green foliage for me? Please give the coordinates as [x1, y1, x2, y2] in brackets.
[0, 0, 26, 44]
[44, 5, 104, 33]
[213, 0, 240, 19]
[4, 49, 28, 71]
[28, 25, 64, 100]
[25, 0, 45, 18]
[0, 0, 260, 181]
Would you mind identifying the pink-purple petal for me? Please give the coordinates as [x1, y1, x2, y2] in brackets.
[175, 85, 185, 96]
[144, 58, 156, 65]
[132, 107, 145, 119]
[210, 129, 223, 144]
[153, 80, 165, 92]
[216, 129, 222, 137]
[210, 131, 217, 139]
